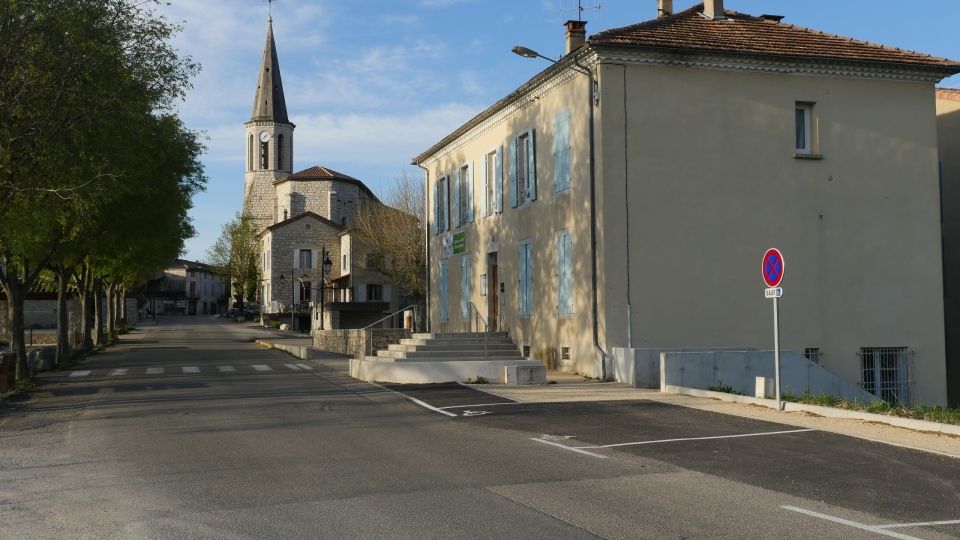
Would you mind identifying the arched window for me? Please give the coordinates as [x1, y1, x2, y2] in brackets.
[260, 141, 269, 169]
[277, 134, 285, 170]
[248, 134, 253, 170]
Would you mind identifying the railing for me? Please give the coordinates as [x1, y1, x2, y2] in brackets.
[462, 302, 490, 358]
[361, 305, 419, 356]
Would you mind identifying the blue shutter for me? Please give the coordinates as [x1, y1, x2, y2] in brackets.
[480, 155, 487, 219]
[461, 256, 471, 319]
[432, 179, 439, 235]
[495, 146, 504, 213]
[526, 129, 537, 201]
[439, 261, 448, 322]
[555, 110, 571, 192]
[525, 243, 533, 315]
[466, 162, 474, 223]
[509, 138, 518, 208]
[556, 234, 563, 313]
[444, 176, 450, 231]
[518, 244, 526, 315]
[557, 232, 572, 314]
[452, 168, 461, 228]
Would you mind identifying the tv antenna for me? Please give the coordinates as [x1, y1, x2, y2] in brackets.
[550, 0, 603, 22]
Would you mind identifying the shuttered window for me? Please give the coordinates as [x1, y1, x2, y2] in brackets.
[518, 242, 533, 317]
[439, 261, 449, 322]
[556, 231, 573, 314]
[511, 130, 537, 207]
[554, 110, 571, 192]
[461, 256, 472, 320]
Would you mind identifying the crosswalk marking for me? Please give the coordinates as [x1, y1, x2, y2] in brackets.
[63, 364, 319, 379]
[251, 365, 272, 372]
[69, 370, 91, 378]
[295, 363, 313, 370]
[217, 366, 236, 373]
[109, 368, 127, 376]
[145, 367, 163, 375]
[182, 366, 200, 374]
[284, 363, 301, 371]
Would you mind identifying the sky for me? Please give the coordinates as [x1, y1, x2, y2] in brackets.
[158, 0, 960, 262]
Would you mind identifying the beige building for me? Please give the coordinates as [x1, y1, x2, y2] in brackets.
[936, 87, 960, 407]
[414, 1, 960, 405]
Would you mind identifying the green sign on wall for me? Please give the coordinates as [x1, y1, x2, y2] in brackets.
[452, 230, 466, 255]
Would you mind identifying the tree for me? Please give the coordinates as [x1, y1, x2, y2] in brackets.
[352, 173, 426, 304]
[207, 214, 261, 311]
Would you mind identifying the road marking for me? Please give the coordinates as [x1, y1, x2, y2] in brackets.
[576, 428, 816, 449]
[295, 363, 313, 370]
[370, 383, 459, 417]
[876, 519, 960, 529]
[531, 437, 607, 459]
[182, 366, 200, 374]
[217, 366, 236, 373]
[251, 365, 272, 372]
[69, 370, 91, 378]
[456, 381, 519, 402]
[439, 402, 523, 410]
[145, 368, 163, 375]
[461, 410, 490, 417]
[108, 369, 127, 376]
[780, 506, 921, 540]
[284, 363, 301, 371]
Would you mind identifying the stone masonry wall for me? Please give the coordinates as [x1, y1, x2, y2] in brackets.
[313, 328, 410, 359]
[266, 216, 343, 309]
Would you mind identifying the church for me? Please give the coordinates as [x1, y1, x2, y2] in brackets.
[243, 16, 401, 332]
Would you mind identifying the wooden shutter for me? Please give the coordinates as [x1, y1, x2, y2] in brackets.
[432, 179, 439, 235]
[555, 110, 571, 192]
[495, 146, 504, 213]
[438, 262, 448, 322]
[509, 138, 518, 208]
[480, 154, 488, 219]
[526, 129, 537, 201]
[466, 162, 474, 223]
[452, 168, 461, 228]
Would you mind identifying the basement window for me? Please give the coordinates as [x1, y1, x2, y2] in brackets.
[561, 347, 571, 361]
[522, 345, 531, 358]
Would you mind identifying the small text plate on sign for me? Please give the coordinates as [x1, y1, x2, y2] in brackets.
[762, 248, 785, 288]
[765, 287, 783, 299]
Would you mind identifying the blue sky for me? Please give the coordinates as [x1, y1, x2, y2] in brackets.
[159, 0, 960, 262]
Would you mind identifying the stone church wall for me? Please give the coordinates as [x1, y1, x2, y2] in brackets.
[267, 217, 344, 309]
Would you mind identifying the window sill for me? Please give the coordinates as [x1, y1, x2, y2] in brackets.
[793, 152, 823, 160]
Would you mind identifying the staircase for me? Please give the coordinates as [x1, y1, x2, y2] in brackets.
[349, 332, 546, 385]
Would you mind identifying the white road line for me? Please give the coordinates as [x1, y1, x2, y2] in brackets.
[876, 519, 960, 529]
[145, 368, 163, 375]
[439, 402, 524, 410]
[370, 383, 459, 417]
[531, 437, 607, 459]
[182, 367, 200, 374]
[251, 365, 272, 372]
[295, 363, 313, 370]
[576, 428, 816, 449]
[780, 506, 921, 540]
[69, 370, 91, 378]
[456, 381, 520, 402]
[217, 366, 236, 373]
[108, 369, 127, 376]
[284, 363, 301, 371]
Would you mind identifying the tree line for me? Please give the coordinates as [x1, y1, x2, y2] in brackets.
[0, 0, 205, 381]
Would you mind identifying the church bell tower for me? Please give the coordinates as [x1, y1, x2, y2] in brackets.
[243, 16, 294, 231]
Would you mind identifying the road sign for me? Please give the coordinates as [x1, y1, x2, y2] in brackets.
[762, 248, 785, 288]
[764, 287, 783, 298]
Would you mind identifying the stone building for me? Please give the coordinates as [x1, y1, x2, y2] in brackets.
[144, 259, 228, 316]
[244, 16, 402, 331]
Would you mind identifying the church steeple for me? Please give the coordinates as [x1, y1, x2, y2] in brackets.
[251, 17, 289, 123]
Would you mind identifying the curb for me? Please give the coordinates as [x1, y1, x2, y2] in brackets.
[664, 385, 960, 437]
[255, 339, 312, 361]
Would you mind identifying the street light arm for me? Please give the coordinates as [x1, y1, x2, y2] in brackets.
[512, 45, 591, 77]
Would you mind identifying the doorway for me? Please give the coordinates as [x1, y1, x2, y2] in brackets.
[487, 252, 498, 331]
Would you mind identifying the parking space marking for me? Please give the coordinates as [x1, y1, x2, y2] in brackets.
[145, 368, 163, 375]
[372, 383, 459, 417]
[877, 519, 960, 529]
[780, 506, 922, 540]
[69, 371, 91, 378]
[182, 367, 200, 374]
[109, 369, 127, 376]
[438, 402, 525, 410]
[575, 428, 816, 449]
[531, 437, 607, 459]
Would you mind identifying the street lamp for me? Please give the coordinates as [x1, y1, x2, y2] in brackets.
[512, 44, 607, 380]
[318, 247, 333, 330]
[276, 272, 306, 331]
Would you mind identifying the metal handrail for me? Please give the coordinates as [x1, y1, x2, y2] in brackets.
[464, 302, 490, 357]
[362, 304, 418, 356]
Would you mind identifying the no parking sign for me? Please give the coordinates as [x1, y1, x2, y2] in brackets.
[761, 248, 784, 410]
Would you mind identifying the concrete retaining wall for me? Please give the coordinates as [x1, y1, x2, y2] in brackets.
[612, 347, 753, 388]
[314, 328, 411, 359]
[350, 357, 544, 384]
[256, 340, 312, 360]
[660, 350, 879, 403]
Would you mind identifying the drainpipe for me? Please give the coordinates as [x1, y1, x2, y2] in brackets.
[572, 54, 609, 380]
[416, 163, 431, 333]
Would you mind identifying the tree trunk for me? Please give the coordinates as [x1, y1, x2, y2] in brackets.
[119, 286, 127, 326]
[93, 279, 105, 347]
[2, 278, 28, 381]
[55, 266, 71, 366]
[105, 282, 115, 341]
[76, 266, 94, 353]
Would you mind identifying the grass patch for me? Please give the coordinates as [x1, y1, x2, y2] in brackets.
[782, 390, 960, 426]
[269, 320, 283, 329]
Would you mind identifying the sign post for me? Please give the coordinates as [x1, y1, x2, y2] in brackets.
[762, 248, 785, 411]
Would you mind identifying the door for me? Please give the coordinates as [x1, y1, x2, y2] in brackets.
[487, 252, 498, 331]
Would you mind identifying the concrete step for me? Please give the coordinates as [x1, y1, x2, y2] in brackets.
[411, 332, 509, 340]
[365, 355, 527, 363]
[376, 349, 521, 359]
[399, 338, 515, 347]
[386, 343, 518, 353]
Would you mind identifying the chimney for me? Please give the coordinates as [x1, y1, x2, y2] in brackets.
[565, 20, 587, 55]
[704, 0, 725, 19]
[657, 0, 672, 18]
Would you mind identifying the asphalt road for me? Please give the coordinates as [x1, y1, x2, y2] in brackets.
[1, 317, 958, 539]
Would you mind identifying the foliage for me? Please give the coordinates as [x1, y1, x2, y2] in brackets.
[352, 172, 426, 301]
[207, 214, 261, 307]
[782, 391, 960, 426]
[706, 381, 739, 394]
[466, 375, 488, 384]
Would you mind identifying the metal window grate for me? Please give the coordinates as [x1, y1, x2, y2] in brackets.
[859, 347, 910, 405]
[804, 347, 820, 364]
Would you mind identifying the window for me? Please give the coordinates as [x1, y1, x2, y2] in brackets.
[480, 273, 487, 297]
[461, 255, 472, 320]
[554, 109, 571, 192]
[483, 151, 495, 217]
[299, 249, 312, 269]
[277, 134, 285, 170]
[366, 284, 383, 301]
[795, 102, 813, 155]
[804, 347, 820, 364]
[248, 134, 253, 171]
[518, 241, 533, 317]
[459, 164, 471, 226]
[561, 347, 571, 361]
[556, 231, 573, 314]
[342, 254, 348, 273]
[365, 253, 384, 270]
[860, 347, 910, 404]
[434, 176, 449, 234]
[522, 345, 531, 357]
[298, 281, 312, 304]
[260, 140, 269, 169]
[438, 261, 448, 322]
[511, 130, 537, 207]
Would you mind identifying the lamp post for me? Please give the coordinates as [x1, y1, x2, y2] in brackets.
[318, 247, 333, 330]
[512, 44, 607, 380]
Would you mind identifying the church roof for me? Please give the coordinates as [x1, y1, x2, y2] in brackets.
[250, 18, 289, 123]
[274, 165, 381, 203]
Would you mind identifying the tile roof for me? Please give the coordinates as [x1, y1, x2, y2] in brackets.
[259, 211, 344, 236]
[289, 165, 361, 182]
[590, 3, 960, 71]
